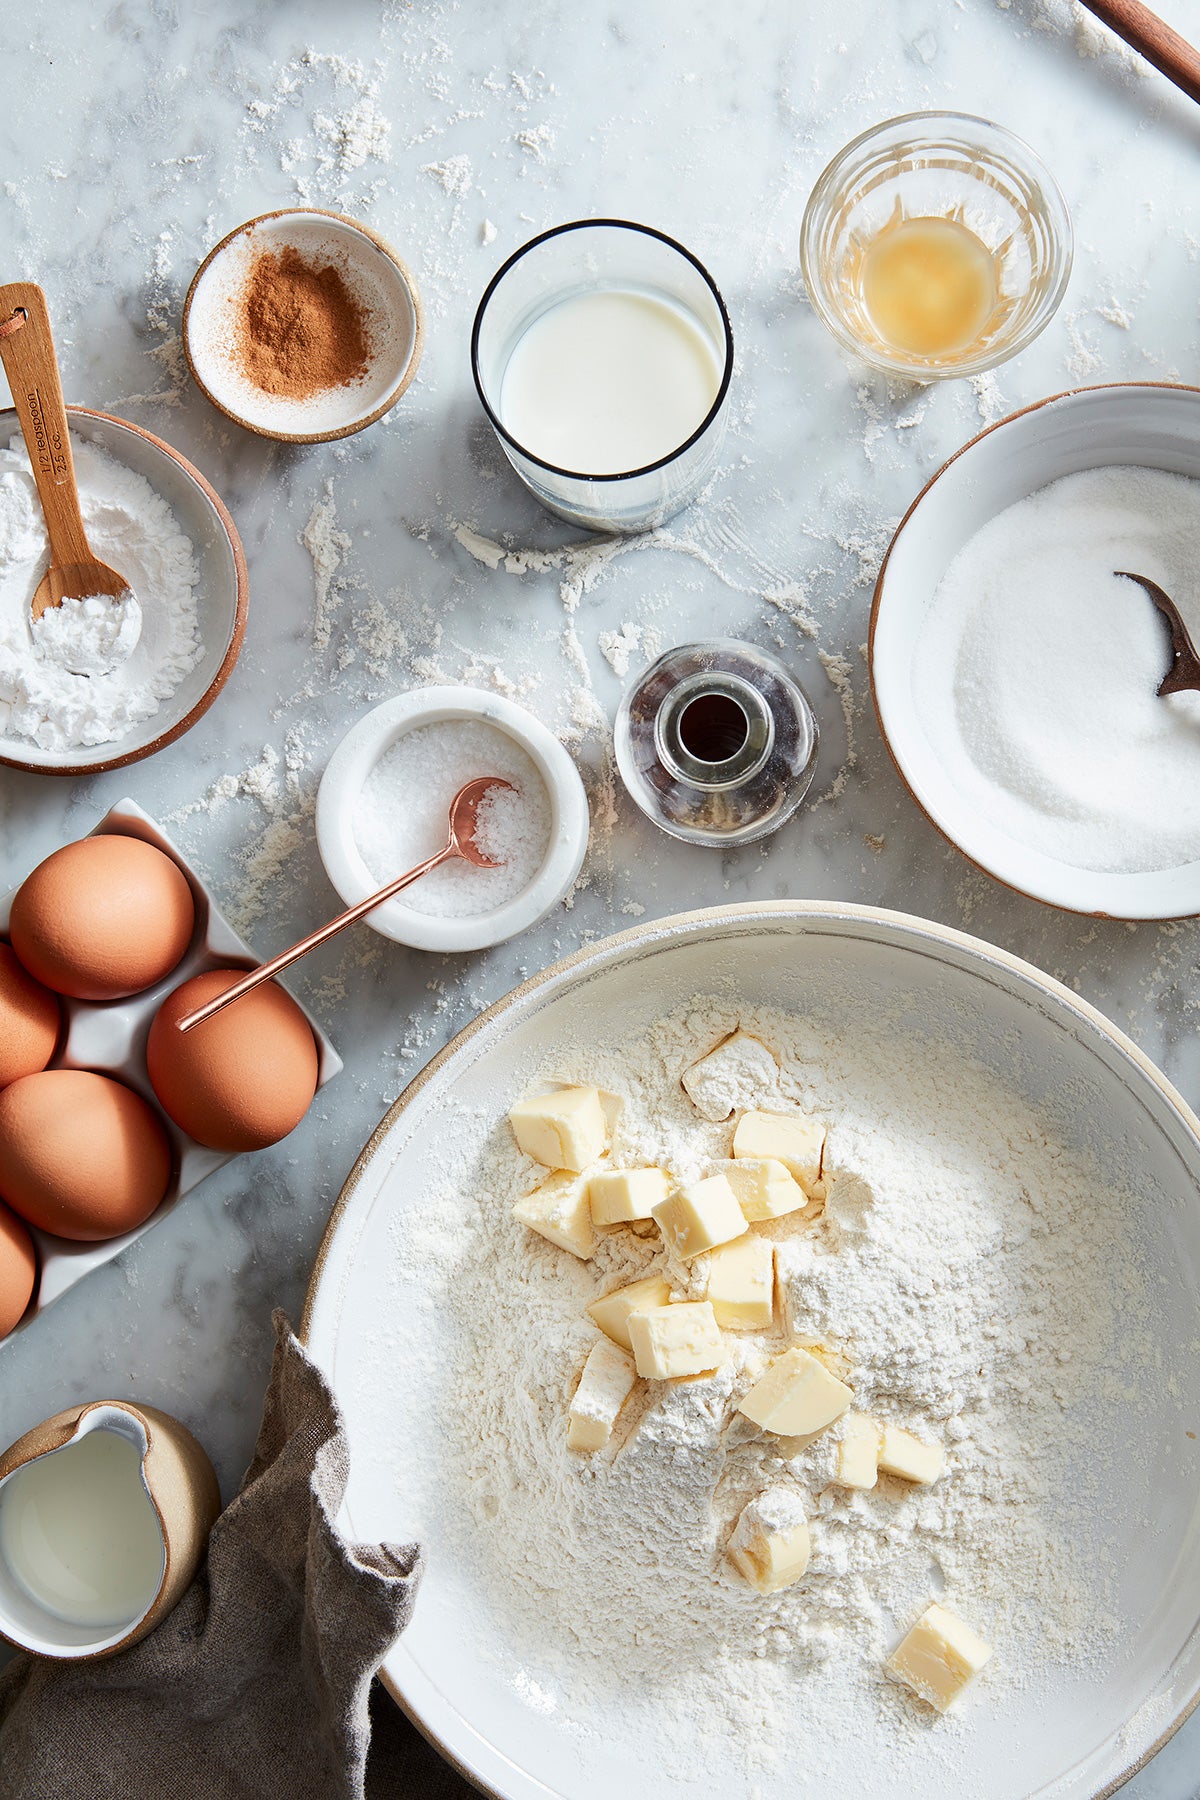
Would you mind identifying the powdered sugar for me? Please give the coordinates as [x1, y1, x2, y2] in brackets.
[30, 590, 140, 677]
[0, 436, 202, 752]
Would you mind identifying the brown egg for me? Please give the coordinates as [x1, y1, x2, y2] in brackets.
[0, 944, 61, 1087]
[0, 1204, 37, 1339]
[147, 968, 319, 1153]
[0, 1070, 172, 1241]
[10, 835, 196, 1001]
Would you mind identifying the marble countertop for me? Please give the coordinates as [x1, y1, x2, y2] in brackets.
[2, 0, 1200, 1791]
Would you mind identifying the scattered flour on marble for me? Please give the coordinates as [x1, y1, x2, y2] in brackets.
[302, 479, 351, 651]
[372, 996, 1160, 1789]
[422, 154, 474, 197]
[515, 122, 555, 162]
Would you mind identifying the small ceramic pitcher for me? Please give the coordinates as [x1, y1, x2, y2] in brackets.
[0, 1399, 220, 1659]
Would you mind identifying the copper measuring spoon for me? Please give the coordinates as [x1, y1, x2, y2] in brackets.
[176, 776, 514, 1034]
[1115, 571, 1200, 696]
[0, 283, 134, 638]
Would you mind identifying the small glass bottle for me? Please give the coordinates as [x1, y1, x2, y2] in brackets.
[614, 640, 818, 847]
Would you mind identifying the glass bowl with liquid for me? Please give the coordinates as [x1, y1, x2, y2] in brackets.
[799, 111, 1072, 380]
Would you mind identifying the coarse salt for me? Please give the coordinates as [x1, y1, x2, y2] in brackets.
[352, 718, 553, 917]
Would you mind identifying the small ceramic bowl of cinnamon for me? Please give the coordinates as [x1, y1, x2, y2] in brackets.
[182, 209, 424, 444]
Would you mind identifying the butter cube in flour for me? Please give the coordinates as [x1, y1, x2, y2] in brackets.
[721, 1158, 808, 1223]
[733, 1110, 825, 1197]
[628, 1301, 724, 1379]
[726, 1488, 811, 1594]
[652, 1174, 747, 1261]
[737, 1346, 852, 1437]
[681, 1031, 778, 1122]
[587, 1274, 673, 1352]
[512, 1171, 596, 1260]
[508, 1085, 609, 1173]
[878, 1424, 945, 1486]
[836, 1412, 881, 1490]
[567, 1339, 638, 1451]
[705, 1235, 774, 1330]
[887, 1603, 993, 1712]
[588, 1167, 669, 1228]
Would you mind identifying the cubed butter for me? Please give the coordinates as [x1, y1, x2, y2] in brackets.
[628, 1301, 724, 1380]
[651, 1174, 747, 1261]
[681, 1030, 779, 1122]
[508, 1085, 609, 1173]
[887, 1603, 992, 1712]
[586, 1273, 673, 1351]
[705, 1235, 774, 1331]
[588, 1167, 670, 1228]
[567, 1338, 638, 1451]
[512, 1171, 597, 1260]
[878, 1424, 945, 1486]
[732, 1110, 825, 1196]
[737, 1345, 852, 1437]
[727, 1488, 811, 1594]
[721, 1157, 808, 1222]
[836, 1412, 881, 1490]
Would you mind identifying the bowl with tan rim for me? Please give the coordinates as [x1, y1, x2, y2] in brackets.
[0, 406, 247, 778]
[183, 208, 425, 443]
[301, 900, 1200, 1800]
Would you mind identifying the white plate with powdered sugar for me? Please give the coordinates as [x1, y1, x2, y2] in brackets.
[303, 903, 1200, 1800]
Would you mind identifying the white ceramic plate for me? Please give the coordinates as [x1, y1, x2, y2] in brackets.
[303, 903, 1200, 1800]
[870, 383, 1200, 919]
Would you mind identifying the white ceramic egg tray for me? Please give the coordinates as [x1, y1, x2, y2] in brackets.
[0, 798, 342, 1343]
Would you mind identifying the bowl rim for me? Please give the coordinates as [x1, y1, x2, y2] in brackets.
[182, 206, 426, 445]
[0, 405, 248, 780]
[869, 379, 1200, 920]
[299, 896, 1200, 1800]
[470, 216, 735, 482]
[314, 685, 591, 952]
[799, 108, 1074, 380]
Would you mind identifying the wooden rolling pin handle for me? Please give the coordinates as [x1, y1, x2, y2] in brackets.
[1079, 0, 1200, 106]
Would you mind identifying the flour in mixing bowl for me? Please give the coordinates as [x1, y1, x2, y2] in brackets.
[383, 997, 1163, 1787]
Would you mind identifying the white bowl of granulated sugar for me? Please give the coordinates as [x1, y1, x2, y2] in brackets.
[871, 382, 1200, 919]
[315, 687, 590, 952]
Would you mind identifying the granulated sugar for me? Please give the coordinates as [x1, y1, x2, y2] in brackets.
[913, 467, 1200, 874]
[352, 718, 552, 916]
[373, 996, 1166, 1794]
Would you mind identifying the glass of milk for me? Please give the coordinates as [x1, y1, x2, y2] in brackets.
[472, 219, 733, 533]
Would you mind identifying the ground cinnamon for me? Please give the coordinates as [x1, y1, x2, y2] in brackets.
[232, 245, 371, 400]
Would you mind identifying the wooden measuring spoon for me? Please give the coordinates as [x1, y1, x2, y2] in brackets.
[1115, 571, 1200, 696]
[175, 776, 515, 1034]
[0, 282, 131, 624]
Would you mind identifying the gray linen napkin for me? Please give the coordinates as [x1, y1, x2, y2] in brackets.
[0, 1310, 473, 1800]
